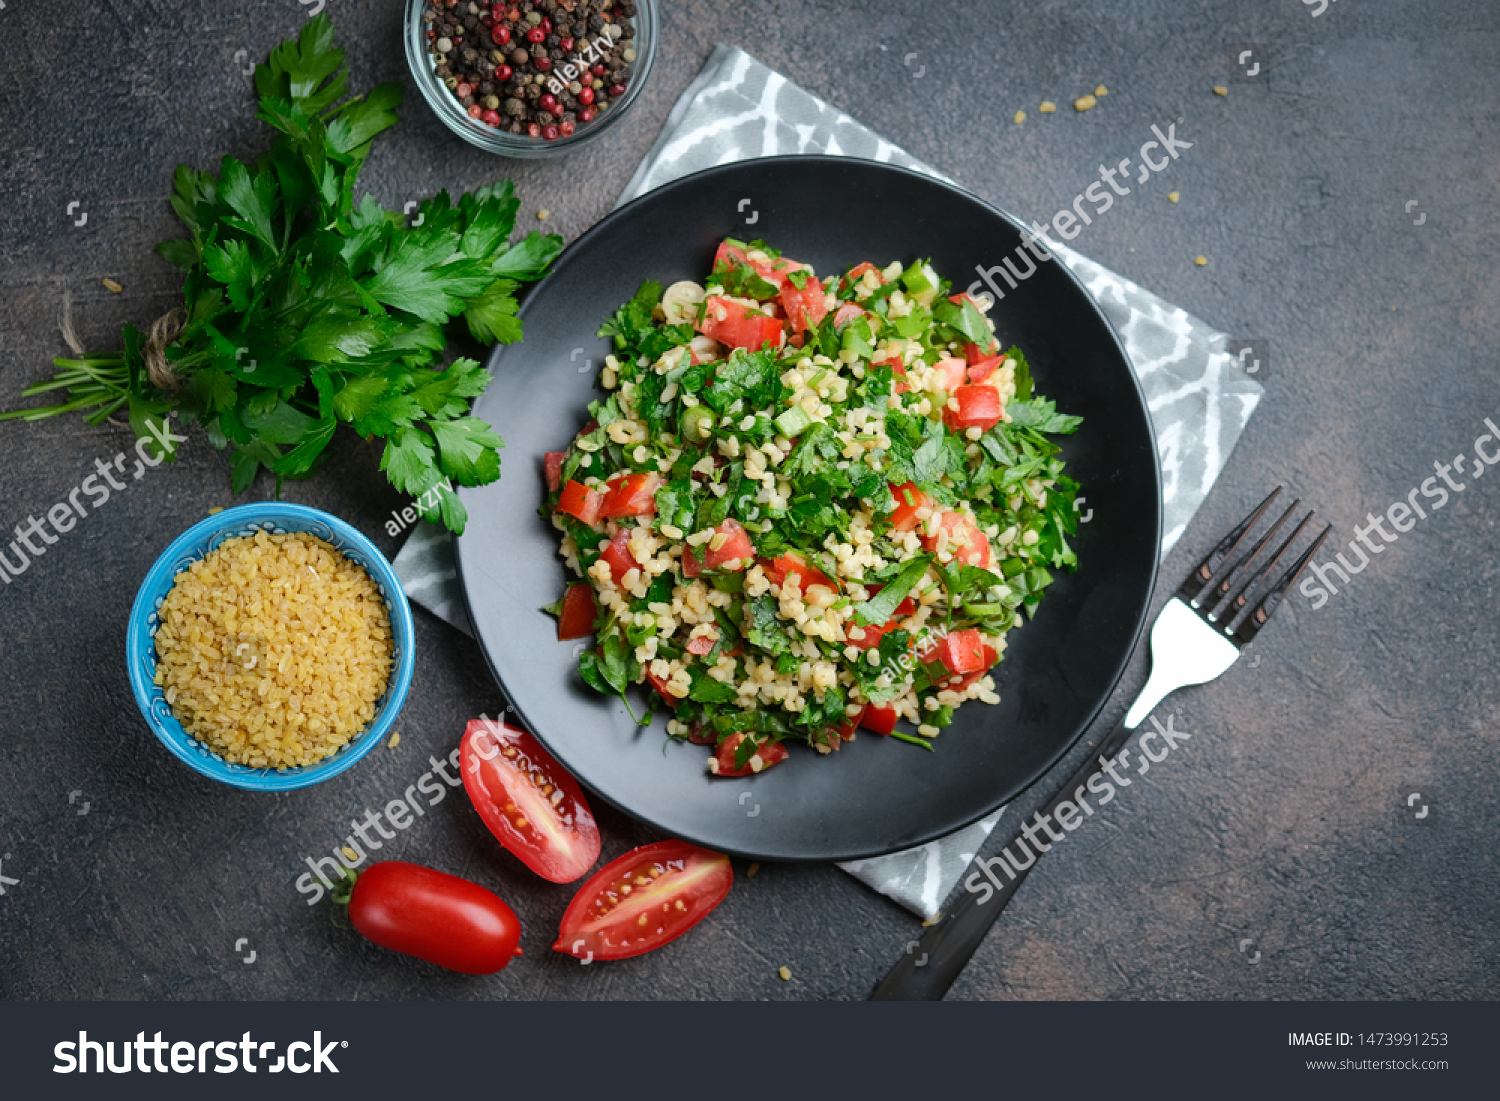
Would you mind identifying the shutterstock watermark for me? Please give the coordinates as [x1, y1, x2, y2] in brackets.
[962, 713, 1192, 904]
[1298, 415, 1500, 610]
[0, 415, 187, 586]
[965, 121, 1193, 303]
[295, 711, 511, 903]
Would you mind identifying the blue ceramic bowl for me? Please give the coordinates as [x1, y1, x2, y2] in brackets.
[126, 503, 415, 791]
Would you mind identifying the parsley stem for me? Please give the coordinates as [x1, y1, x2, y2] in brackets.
[889, 731, 935, 751]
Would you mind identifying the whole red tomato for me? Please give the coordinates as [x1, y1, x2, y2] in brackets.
[347, 861, 521, 975]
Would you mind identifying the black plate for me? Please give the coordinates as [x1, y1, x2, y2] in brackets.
[454, 156, 1160, 862]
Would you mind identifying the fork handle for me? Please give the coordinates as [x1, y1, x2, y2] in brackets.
[869, 717, 1137, 1001]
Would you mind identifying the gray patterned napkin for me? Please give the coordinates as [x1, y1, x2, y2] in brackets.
[394, 44, 1263, 919]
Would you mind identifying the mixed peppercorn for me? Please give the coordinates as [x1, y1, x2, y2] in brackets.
[422, 0, 638, 140]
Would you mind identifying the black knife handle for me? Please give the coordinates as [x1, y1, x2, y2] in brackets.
[870, 718, 1137, 1000]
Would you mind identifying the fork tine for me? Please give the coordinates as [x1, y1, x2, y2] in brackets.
[1203, 497, 1302, 620]
[1231, 523, 1333, 646]
[1177, 485, 1283, 605]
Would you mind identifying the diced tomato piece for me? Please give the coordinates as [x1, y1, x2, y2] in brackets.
[847, 618, 894, 651]
[685, 635, 716, 657]
[544, 451, 565, 494]
[963, 341, 1000, 365]
[644, 668, 687, 700]
[758, 552, 838, 594]
[779, 267, 828, 333]
[861, 706, 898, 736]
[714, 241, 785, 285]
[932, 356, 968, 391]
[600, 530, 638, 582]
[557, 479, 603, 525]
[944, 384, 1005, 432]
[888, 481, 932, 532]
[946, 644, 1000, 692]
[865, 582, 917, 617]
[710, 733, 789, 777]
[685, 721, 717, 745]
[681, 544, 702, 578]
[843, 262, 883, 291]
[598, 471, 662, 519]
[966, 355, 1003, 383]
[697, 296, 785, 352]
[875, 356, 910, 393]
[556, 583, 597, 641]
[920, 510, 992, 568]
[831, 302, 867, 330]
[828, 710, 862, 742]
[701, 519, 754, 571]
[934, 628, 988, 675]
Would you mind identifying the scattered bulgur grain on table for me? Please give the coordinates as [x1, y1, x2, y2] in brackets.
[102, 278, 123, 293]
[778, 966, 792, 981]
[1074, 94, 1097, 111]
[1038, 100, 1056, 113]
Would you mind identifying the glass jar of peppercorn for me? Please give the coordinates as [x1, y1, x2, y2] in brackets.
[404, 0, 656, 157]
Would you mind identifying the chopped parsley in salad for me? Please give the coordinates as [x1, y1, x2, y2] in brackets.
[541, 239, 1082, 776]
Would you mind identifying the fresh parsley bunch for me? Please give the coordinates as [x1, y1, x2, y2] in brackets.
[2, 15, 561, 534]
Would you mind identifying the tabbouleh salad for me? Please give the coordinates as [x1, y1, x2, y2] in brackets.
[541, 239, 1083, 777]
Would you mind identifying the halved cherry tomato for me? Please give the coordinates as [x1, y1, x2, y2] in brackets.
[348, 861, 522, 975]
[932, 356, 968, 391]
[599, 530, 637, 582]
[758, 551, 838, 593]
[554, 840, 732, 962]
[544, 451, 565, 494]
[557, 479, 603, 525]
[697, 296, 785, 351]
[861, 705, 898, 736]
[701, 518, 755, 570]
[920, 510, 992, 568]
[778, 267, 828, 333]
[556, 583, 597, 641]
[460, 719, 601, 884]
[598, 471, 662, 519]
[710, 732, 790, 777]
[888, 481, 932, 532]
[944, 384, 1005, 432]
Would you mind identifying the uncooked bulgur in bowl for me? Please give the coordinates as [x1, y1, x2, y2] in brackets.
[126, 503, 415, 791]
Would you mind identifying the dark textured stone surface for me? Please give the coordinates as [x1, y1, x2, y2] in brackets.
[1, 0, 1496, 1001]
